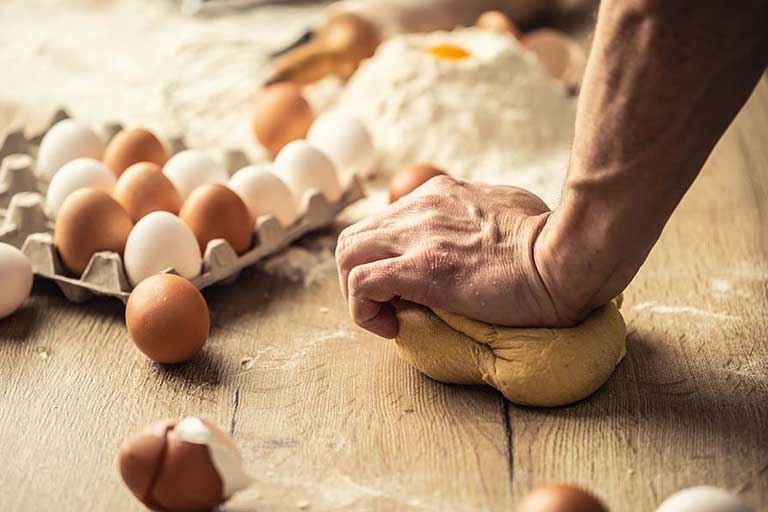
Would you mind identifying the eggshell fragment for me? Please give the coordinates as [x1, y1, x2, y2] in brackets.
[123, 211, 202, 286]
[253, 83, 314, 157]
[54, 188, 134, 275]
[163, 149, 229, 200]
[46, 158, 116, 218]
[179, 184, 253, 255]
[228, 164, 299, 227]
[522, 29, 586, 94]
[36, 119, 105, 179]
[388, 163, 446, 203]
[656, 486, 751, 512]
[113, 162, 183, 221]
[307, 111, 376, 180]
[126, 274, 209, 364]
[476, 10, 522, 39]
[0, 243, 33, 319]
[274, 140, 342, 205]
[518, 484, 608, 512]
[103, 127, 168, 178]
[117, 417, 251, 512]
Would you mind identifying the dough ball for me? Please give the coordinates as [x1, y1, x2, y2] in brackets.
[394, 299, 626, 406]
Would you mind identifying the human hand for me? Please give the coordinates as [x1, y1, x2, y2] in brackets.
[336, 176, 584, 338]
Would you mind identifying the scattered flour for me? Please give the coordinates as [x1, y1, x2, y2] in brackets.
[336, 28, 577, 206]
[633, 301, 738, 321]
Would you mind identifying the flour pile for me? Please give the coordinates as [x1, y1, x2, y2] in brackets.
[336, 28, 577, 206]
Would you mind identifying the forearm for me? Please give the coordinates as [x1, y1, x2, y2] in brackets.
[537, 0, 768, 319]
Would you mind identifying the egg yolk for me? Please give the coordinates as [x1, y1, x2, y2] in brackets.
[426, 44, 472, 61]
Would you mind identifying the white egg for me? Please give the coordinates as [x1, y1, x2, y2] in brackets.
[657, 486, 751, 512]
[307, 111, 376, 180]
[163, 149, 229, 200]
[0, 243, 34, 319]
[46, 158, 116, 217]
[228, 165, 299, 227]
[124, 211, 202, 287]
[36, 119, 105, 179]
[273, 140, 342, 206]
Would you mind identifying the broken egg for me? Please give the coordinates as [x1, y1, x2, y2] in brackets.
[126, 274, 210, 364]
[228, 164, 299, 227]
[54, 188, 134, 275]
[123, 211, 202, 287]
[103, 127, 168, 178]
[307, 110, 376, 181]
[179, 184, 253, 255]
[656, 486, 751, 512]
[426, 44, 472, 61]
[388, 163, 446, 203]
[113, 162, 183, 222]
[0, 242, 33, 319]
[162, 149, 229, 201]
[46, 158, 116, 218]
[117, 416, 251, 511]
[36, 119, 105, 179]
[518, 484, 608, 512]
[253, 83, 314, 158]
[274, 140, 342, 206]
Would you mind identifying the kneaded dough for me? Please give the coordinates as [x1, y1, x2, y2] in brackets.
[394, 299, 627, 406]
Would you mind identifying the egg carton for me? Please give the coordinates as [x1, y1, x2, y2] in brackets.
[1, 109, 365, 304]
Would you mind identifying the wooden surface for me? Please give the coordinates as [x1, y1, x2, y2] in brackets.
[1, 2, 768, 511]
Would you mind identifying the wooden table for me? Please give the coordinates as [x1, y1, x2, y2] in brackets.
[1, 2, 767, 511]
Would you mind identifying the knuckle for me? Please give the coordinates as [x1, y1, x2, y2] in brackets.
[347, 265, 369, 295]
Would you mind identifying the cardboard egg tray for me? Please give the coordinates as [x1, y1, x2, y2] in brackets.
[0, 110, 365, 304]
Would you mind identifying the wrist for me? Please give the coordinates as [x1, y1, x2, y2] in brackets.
[532, 186, 629, 323]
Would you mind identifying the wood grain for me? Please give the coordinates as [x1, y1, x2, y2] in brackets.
[1, 2, 767, 511]
[509, 77, 768, 510]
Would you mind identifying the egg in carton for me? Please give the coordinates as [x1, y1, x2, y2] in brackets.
[1, 109, 366, 304]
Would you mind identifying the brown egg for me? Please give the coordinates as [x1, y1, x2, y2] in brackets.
[125, 274, 209, 364]
[103, 127, 168, 178]
[54, 188, 134, 275]
[388, 163, 447, 203]
[117, 417, 247, 512]
[476, 10, 522, 39]
[518, 484, 609, 512]
[253, 83, 314, 157]
[113, 162, 183, 221]
[179, 184, 253, 255]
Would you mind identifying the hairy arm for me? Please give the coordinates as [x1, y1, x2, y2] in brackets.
[536, 0, 768, 320]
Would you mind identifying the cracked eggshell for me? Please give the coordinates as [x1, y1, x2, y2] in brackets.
[36, 119, 105, 179]
[274, 140, 342, 206]
[656, 487, 751, 512]
[228, 164, 299, 227]
[117, 417, 251, 512]
[0, 243, 33, 319]
[123, 211, 202, 287]
[103, 127, 168, 178]
[307, 110, 376, 180]
[46, 158, 116, 218]
[163, 149, 229, 201]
